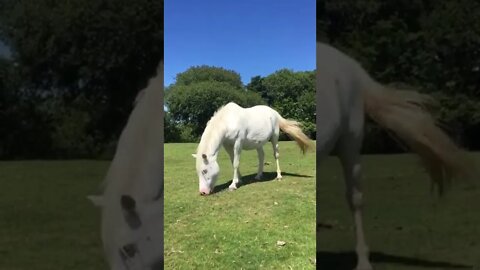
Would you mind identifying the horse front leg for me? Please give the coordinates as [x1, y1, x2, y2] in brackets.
[255, 147, 264, 180]
[229, 140, 242, 190]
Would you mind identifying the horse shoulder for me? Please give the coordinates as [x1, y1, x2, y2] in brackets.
[224, 102, 242, 110]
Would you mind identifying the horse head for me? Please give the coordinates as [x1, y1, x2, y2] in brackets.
[117, 194, 164, 269]
[192, 153, 219, 195]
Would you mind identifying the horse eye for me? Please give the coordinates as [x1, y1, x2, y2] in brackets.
[202, 169, 208, 175]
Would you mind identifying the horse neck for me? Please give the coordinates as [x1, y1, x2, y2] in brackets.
[197, 119, 225, 158]
[104, 70, 163, 204]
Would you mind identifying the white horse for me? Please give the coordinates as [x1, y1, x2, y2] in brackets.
[192, 102, 314, 195]
[316, 42, 473, 270]
[88, 63, 164, 270]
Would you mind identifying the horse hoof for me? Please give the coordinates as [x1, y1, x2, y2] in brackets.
[229, 186, 237, 191]
[355, 264, 373, 270]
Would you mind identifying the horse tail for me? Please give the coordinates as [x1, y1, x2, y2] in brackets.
[362, 77, 474, 194]
[277, 115, 314, 154]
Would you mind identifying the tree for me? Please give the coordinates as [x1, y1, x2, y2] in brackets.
[318, 0, 480, 152]
[248, 69, 316, 138]
[246, 75, 269, 103]
[0, 57, 55, 158]
[164, 111, 180, 143]
[0, 0, 164, 157]
[175, 65, 243, 89]
[165, 66, 264, 139]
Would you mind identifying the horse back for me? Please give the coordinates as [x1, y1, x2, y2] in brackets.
[220, 104, 278, 147]
[316, 43, 365, 157]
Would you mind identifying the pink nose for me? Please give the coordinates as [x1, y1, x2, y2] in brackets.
[199, 188, 211, 196]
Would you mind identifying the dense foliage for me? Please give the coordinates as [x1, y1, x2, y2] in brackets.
[246, 69, 316, 139]
[318, 0, 480, 152]
[166, 66, 262, 142]
[1, 0, 479, 158]
[0, 0, 163, 158]
[164, 66, 315, 142]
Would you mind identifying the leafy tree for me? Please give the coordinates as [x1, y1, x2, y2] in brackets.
[175, 66, 244, 89]
[318, 0, 480, 152]
[0, 58, 54, 158]
[0, 0, 163, 154]
[248, 69, 316, 138]
[246, 75, 269, 103]
[421, 0, 480, 96]
[261, 69, 314, 105]
[166, 67, 264, 138]
[164, 111, 180, 143]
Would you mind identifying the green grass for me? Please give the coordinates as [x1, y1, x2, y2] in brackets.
[1, 152, 478, 270]
[318, 154, 480, 270]
[164, 141, 316, 269]
[0, 161, 108, 270]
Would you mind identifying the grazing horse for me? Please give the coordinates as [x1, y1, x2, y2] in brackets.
[316, 42, 473, 270]
[88, 63, 164, 270]
[193, 102, 314, 195]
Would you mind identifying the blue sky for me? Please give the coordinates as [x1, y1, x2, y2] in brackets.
[165, 0, 315, 86]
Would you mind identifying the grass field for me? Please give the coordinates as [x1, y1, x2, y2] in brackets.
[318, 154, 480, 270]
[0, 151, 478, 270]
[164, 141, 316, 269]
[0, 161, 108, 270]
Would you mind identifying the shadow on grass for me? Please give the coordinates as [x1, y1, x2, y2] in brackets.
[317, 251, 472, 269]
[212, 171, 312, 194]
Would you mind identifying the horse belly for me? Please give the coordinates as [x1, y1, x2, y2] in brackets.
[242, 139, 266, 150]
[243, 130, 270, 149]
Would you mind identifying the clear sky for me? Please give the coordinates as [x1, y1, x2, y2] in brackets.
[165, 0, 315, 86]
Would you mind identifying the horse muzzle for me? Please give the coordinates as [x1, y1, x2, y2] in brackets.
[199, 188, 211, 196]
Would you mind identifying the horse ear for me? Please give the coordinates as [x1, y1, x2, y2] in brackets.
[191, 154, 197, 158]
[202, 154, 208, 164]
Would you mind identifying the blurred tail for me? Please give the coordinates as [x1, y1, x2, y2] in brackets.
[362, 80, 474, 194]
[278, 116, 314, 154]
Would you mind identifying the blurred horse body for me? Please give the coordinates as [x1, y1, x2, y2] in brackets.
[88, 63, 164, 270]
[316, 43, 471, 270]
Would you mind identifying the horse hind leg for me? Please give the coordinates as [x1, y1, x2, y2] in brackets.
[271, 137, 282, 180]
[338, 137, 373, 270]
[255, 147, 264, 180]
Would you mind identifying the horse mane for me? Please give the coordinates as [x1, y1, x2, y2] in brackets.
[133, 89, 146, 107]
[87, 64, 164, 267]
[196, 103, 231, 155]
[101, 70, 164, 198]
[94, 86, 148, 193]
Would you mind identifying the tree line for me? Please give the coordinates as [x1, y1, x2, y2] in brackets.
[0, 0, 479, 159]
[0, 0, 163, 159]
[318, 0, 480, 152]
[165, 66, 316, 143]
